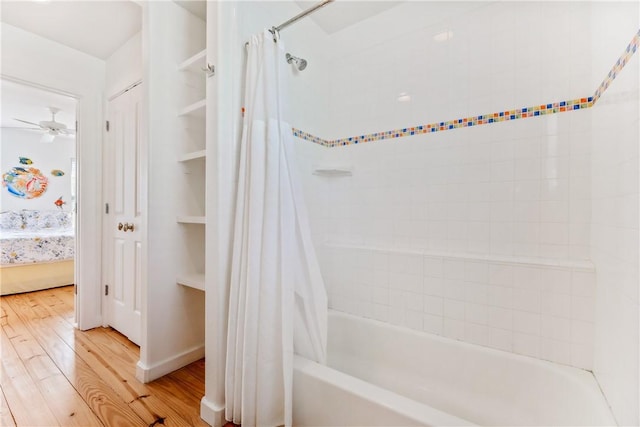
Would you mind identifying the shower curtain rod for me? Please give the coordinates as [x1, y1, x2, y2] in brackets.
[269, 0, 334, 38]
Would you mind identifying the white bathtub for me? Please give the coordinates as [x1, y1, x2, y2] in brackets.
[293, 311, 615, 426]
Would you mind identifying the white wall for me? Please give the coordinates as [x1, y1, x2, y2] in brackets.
[105, 31, 142, 99]
[590, 3, 640, 425]
[1, 23, 105, 330]
[138, 1, 206, 382]
[1, 129, 75, 212]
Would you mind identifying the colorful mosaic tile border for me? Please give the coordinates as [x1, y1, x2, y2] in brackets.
[592, 29, 639, 104]
[292, 29, 639, 148]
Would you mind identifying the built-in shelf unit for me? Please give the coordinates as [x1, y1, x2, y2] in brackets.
[176, 12, 207, 292]
[177, 273, 205, 291]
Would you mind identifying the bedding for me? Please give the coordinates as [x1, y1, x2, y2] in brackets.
[1, 209, 75, 295]
[1, 228, 75, 265]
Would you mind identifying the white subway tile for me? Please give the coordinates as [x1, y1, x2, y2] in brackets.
[423, 276, 444, 297]
[372, 304, 389, 323]
[423, 295, 444, 316]
[443, 318, 465, 341]
[571, 319, 594, 345]
[465, 323, 490, 346]
[571, 270, 596, 297]
[405, 310, 423, 330]
[423, 314, 443, 336]
[487, 306, 513, 329]
[513, 310, 541, 335]
[444, 259, 466, 280]
[424, 256, 444, 277]
[540, 315, 571, 341]
[444, 299, 466, 320]
[464, 261, 489, 284]
[570, 343, 593, 370]
[443, 279, 466, 301]
[513, 332, 540, 358]
[541, 292, 571, 318]
[513, 266, 542, 291]
[489, 327, 513, 352]
[540, 337, 572, 365]
[512, 288, 541, 313]
[571, 295, 595, 322]
[406, 292, 424, 312]
[465, 303, 488, 325]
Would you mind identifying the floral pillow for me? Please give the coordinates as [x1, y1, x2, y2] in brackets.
[0, 211, 24, 230]
[22, 210, 72, 230]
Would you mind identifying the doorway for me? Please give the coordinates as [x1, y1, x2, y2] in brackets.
[0, 79, 78, 310]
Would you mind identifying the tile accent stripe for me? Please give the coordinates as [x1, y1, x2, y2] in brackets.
[292, 29, 639, 148]
[592, 29, 639, 104]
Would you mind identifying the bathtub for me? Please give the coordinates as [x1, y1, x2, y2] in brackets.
[292, 311, 615, 426]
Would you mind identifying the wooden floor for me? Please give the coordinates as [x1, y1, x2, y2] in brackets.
[0, 286, 209, 427]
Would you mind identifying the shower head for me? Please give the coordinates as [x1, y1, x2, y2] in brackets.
[286, 53, 307, 71]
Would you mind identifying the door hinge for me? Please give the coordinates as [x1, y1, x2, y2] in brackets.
[74, 284, 77, 295]
[106, 120, 110, 132]
[105, 203, 109, 214]
[105, 285, 109, 296]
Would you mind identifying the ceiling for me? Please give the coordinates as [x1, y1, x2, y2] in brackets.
[1, 1, 141, 60]
[1, 79, 76, 141]
[294, 0, 404, 34]
[175, 0, 206, 21]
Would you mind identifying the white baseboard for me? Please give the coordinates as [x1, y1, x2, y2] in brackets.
[135, 344, 205, 383]
[200, 396, 226, 427]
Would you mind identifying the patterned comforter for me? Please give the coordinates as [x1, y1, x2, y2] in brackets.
[1, 228, 75, 265]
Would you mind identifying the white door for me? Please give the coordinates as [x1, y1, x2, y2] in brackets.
[106, 84, 143, 345]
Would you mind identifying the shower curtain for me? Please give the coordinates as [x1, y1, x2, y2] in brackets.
[225, 30, 328, 427]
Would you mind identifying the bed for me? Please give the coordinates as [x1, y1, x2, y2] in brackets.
[1, 210, 75, 295]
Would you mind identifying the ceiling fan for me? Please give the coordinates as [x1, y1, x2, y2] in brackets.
[11, 106, 75, 143]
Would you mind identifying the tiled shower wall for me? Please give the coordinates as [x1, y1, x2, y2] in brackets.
[590, 2, 640, 425]
[293, 1, 638, 376]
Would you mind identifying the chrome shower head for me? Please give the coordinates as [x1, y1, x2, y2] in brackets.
[286, 53, 307, 71]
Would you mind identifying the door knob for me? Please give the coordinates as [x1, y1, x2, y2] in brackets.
[118, 222, 124, 230]
[124, 223, 135, 232]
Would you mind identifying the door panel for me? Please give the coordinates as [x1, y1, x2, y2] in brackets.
[107, 83, 143, 345]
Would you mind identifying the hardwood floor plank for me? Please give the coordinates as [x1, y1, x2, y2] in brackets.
[0, 386, 16, 427]
[26, 289, 206, 427]
[1, 329, 60, 426]
[1, 302, 102, 426]
[1, 287, 209, 427]
[5, 293, 148, 427]
[82, 328, 208, 427]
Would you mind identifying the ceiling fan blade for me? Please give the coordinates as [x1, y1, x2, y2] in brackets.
[61, 128, 76, 135]
[40, 133, 55, 143]
[1, 126, 42, 131]
[14, 118, 42, 127]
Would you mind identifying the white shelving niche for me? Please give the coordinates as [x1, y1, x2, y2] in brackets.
[176, 18, 207, 294]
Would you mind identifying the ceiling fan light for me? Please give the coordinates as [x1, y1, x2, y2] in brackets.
[40, 133, 55, 143]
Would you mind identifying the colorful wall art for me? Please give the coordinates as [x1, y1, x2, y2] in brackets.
[2, 166, 49, 199]
[51, 169, 65, 177]
[54, 196, 66, 209]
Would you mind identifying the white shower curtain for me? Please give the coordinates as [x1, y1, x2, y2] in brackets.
[225, 30, 328, 427]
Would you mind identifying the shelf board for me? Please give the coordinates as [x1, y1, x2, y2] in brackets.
[177, 273, 205, 291]
[177, 215, 206, 224]
[179, 150, 207, 162]
[178, 99, 206, 118]
[313, 168, 352, 176]
[178, 49, 206, 73]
